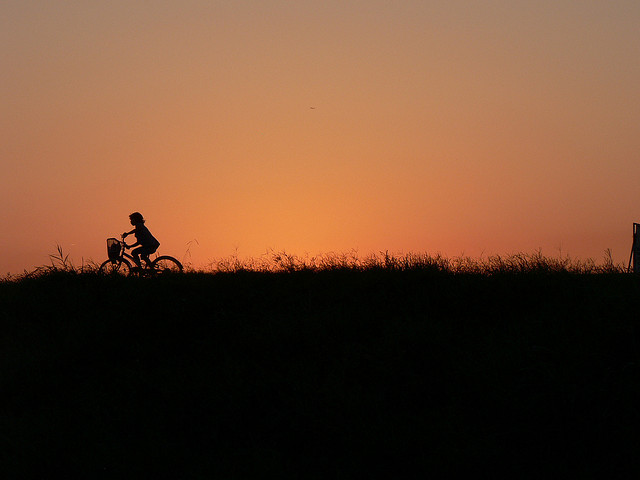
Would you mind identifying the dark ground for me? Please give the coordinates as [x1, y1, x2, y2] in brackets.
[1, 269, 640, 477]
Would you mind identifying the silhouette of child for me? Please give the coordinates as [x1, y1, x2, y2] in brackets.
[123, 212, 160, 269]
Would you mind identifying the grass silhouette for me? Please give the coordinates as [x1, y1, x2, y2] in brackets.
[208, 248, 624, 274]
[3, 246, 624, 280]
[1, 250, 638, 476]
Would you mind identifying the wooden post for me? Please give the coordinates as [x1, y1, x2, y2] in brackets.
[634, 223, 640, 273]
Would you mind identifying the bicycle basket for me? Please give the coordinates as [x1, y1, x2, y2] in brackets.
[107, 238, 121, 261]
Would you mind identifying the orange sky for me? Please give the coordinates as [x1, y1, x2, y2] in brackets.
[2, 1, 640, 274]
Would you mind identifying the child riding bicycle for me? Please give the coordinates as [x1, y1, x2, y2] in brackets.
[122, 212, 160, 269]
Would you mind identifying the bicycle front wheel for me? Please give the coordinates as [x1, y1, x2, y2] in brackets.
[152, 256, 183, 274]
[99, 258, 132, 276]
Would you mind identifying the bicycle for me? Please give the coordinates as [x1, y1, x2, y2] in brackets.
[99, 236, 183, 276]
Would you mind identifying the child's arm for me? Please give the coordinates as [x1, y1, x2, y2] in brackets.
[122, 228, 138, 248]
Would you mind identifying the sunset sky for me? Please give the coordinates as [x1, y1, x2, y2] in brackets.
[2, 1, 639, 274]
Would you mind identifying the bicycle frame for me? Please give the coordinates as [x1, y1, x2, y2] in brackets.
[101, 236, 183, 276]
[112, 236, 158, 268]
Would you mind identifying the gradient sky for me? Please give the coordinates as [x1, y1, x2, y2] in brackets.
[2, 0, 639, 274]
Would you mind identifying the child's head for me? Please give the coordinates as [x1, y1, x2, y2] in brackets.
[129, 212, 145, 225]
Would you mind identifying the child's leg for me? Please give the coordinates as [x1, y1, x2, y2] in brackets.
[131, 247, 143, 268]
[141, 253, 152, 268]
[143, 246, 158, 269]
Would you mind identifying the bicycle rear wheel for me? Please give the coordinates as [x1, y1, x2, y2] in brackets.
[99, 258, 132, 276]
[152, 256, 183, 274]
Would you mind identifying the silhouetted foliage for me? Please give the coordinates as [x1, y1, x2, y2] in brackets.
[1, 252, 638, 477]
